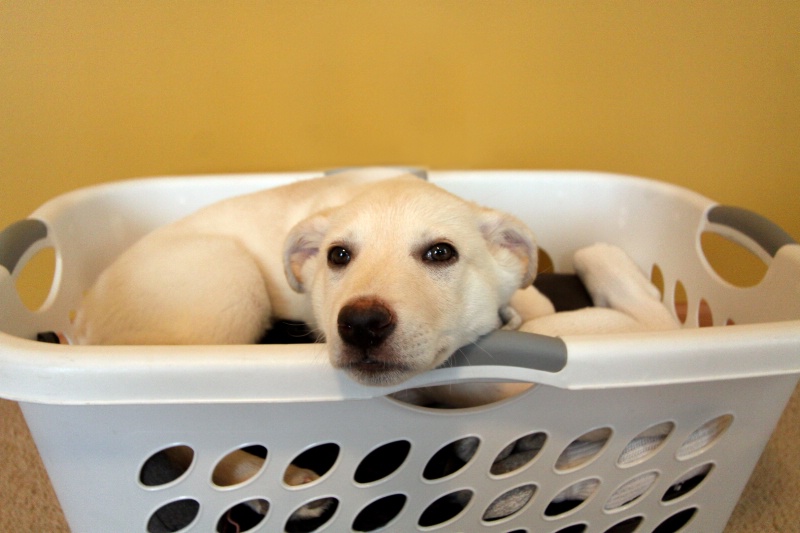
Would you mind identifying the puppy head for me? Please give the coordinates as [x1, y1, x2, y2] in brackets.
[284, 177, 536, 385]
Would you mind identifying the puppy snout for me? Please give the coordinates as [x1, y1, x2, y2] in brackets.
[337, 298, 396, 349]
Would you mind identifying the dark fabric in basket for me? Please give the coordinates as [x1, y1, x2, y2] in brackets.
[533, 273, 593, 312]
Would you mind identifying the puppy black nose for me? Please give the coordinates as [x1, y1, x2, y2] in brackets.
[337, 298, 396, 349]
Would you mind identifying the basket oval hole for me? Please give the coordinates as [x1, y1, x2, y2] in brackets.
[490, 431, 546, 476]
[554, 525, 588, 533]
[285, 442, 340, 487]
[354, 440, 411, 484]
[423, 436, 479, 481]
[603, 516, 644, 533]
[140, 444, 194, 487]
[538, 247, 555, 274]
[216, 499, 268, 532]
[662, 463, 714, 502]
[482, 484, 536, 522]
[555, 428, 612, 472]
[618, 421, 674, 467]
[417, 489, 473, 528]
[212, 444, 267, 488]
[604, 472, 658, 511]
[673, 281, 688, 324]
[604, 516, 644, 533]
[285, 497, 339, 532]
[652, 507, 698, 532]
[701, 231, 767, 288]
[14, 246, 56, 311]
[544, 478, 600, 517]
[650, 264, 665, 300]
[147, 498, 200, 533]
[698, 299, 714, 327]
[351, 493, 407, 532]
[676, 415, 733, 460]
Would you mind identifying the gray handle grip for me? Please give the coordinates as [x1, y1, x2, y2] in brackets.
[707, 205, 796, 257]
[0, 219, 48, 273]
[447, 330, 567, 373]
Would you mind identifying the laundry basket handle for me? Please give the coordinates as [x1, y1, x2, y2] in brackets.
[446, 330, 568, 373]
[707, 205, 796, 257]
[0, 219, 49, 274]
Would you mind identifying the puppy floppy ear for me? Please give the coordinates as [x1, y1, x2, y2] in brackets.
[478, 209, 538, 289]
[283, 214, 330, 293]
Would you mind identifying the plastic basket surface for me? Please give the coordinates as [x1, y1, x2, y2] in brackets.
[1, 171, 799, 533]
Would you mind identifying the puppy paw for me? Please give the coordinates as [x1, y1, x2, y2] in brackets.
[499, 305, 523, 330]
[573, 243, 679, 331]
[573, 243, 660, 307]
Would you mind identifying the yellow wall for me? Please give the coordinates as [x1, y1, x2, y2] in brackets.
[2, 2, 798, 296]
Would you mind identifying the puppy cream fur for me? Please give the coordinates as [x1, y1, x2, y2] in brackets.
[74, 169, 537, 386]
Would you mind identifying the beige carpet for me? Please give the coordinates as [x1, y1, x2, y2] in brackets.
[2, 385, 798, 532]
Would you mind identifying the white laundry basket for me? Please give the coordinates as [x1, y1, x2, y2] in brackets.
[1, 171, 799, 533]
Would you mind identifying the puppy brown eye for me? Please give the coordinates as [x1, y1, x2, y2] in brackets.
[328, 246, 351, 267]
[423, 243, 458, 263]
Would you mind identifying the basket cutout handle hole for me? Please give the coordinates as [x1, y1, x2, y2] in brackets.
[140, 445, 195, 487]
[14, 245, 56, 312]
[701, 232, 767, 288]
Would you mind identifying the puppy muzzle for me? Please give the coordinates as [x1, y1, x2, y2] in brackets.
[335, 297, 416, 383]
[337, 297, 396, 350]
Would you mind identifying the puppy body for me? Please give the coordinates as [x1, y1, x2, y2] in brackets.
[75, 170, 396, 345]
[75, 170, 537, 388]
